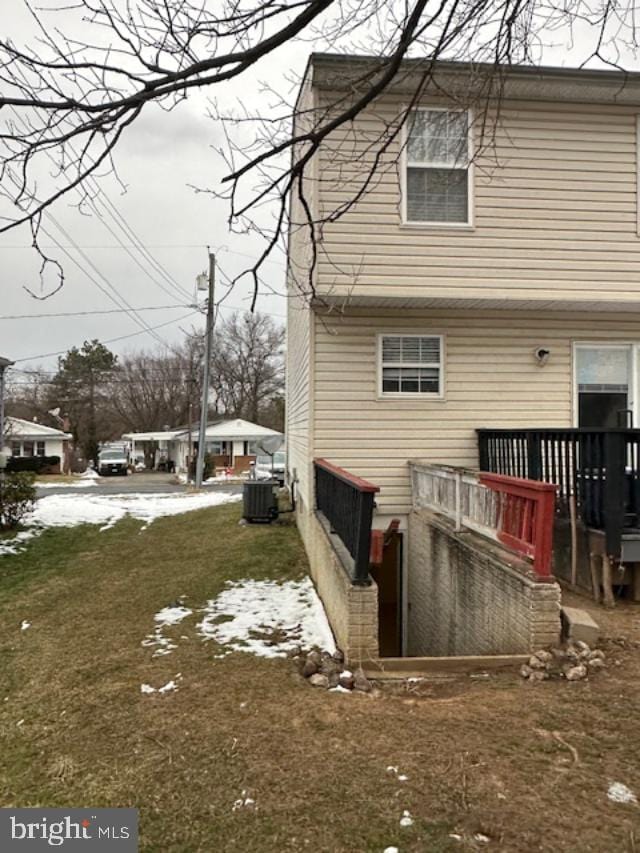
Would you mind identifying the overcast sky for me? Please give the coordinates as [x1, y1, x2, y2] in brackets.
[0, 4, 309, 373]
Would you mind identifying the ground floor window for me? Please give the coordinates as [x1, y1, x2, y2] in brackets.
[575, 344, 634, 428]
[36, 441, 46, 456]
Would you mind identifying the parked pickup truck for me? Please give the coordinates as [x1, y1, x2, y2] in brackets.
[97, 449, 129, 477]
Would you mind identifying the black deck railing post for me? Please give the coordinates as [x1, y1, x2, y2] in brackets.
[527, 432, 542, 481]
[478, 430, 489, 471]
[603, 431, 626, 559]
[352, 489, 376, 585]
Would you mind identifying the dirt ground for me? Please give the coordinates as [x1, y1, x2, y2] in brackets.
[0, 503, 639, 852]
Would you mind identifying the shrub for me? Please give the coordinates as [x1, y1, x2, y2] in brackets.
[187, 453, 214, 482]
[7, 455, 60, 474]
[0, 472, 37, 530]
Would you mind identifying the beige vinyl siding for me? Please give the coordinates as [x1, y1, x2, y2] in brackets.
[315, 95, 640, 303]
[285, 76, 316, 508]
[313, 308, 640, 516]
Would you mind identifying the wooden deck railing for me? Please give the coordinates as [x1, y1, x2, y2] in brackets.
[410, 462, 557, 579]
[314, 458, 380, 585]
[477, 428, 640, 557]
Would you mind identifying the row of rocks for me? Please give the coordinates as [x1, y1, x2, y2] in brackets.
[521, 641, 606, 682]
[301, 649, 373, 693]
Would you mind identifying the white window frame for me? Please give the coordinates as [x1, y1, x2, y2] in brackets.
[401, 106, 474, 228]
[572, 342, 638, 427]
[377, 333, 445, 400]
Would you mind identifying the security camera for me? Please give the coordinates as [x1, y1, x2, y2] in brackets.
[534, 347, 550, 365]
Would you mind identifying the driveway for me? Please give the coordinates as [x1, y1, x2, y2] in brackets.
[36, 472, 242, 498]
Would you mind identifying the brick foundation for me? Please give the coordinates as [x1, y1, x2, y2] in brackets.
[296, 498, 379, 665]
[408, 509, 561, 656]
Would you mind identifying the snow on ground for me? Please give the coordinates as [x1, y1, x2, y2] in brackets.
[79, 468, 100, 479]
[608, 782, 637, 804]
[0, 490, 241, 558]
[31, 490, 241, 531]
[142, 603, 193, 657]
[0, 528, 43, 557]
[197, 577, 336, 658]
[141, 674, 182, 695]
[36, 479, 97, 489]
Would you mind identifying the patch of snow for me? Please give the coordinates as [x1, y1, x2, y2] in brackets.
[36, 480, 97, 489]
[399, 810, 414, 828]
[474, 834, 490, 843]
[155, 605, 192, 626]
[232, 791, 256, 812]
[79, 468, 100, 479]
[387, 766, 408, 782]
[16, 719, 24, 727]
[197, 577, 336, 658]
[383, 848, 399, 853]
[0, 528, 44, 557]
[328, 685, 351, 694]
[142, 604, 193, 658]
[140, 674, 182, 695]
[608, 782, 638, 804]
[30, 490, 241, 532]
[20, 620, 31, 632]
[449, 834, 462, 841]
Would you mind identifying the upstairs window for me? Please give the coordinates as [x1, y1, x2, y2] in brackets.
[405, 109, 470, 224]
[379, 334, 443, 397]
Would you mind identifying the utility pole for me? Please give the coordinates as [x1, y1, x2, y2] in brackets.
[0, 356, 15, 520]
[195, 253, 215, 488]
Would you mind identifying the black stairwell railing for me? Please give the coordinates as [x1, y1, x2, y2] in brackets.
[314, 458, 380, 586]
[477, 428, 640, 558]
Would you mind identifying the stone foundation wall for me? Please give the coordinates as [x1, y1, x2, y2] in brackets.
[296, 498, 379, 665]
[408, 509, 561, 656]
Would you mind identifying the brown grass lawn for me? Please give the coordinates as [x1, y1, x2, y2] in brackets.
[0, 503, 639, 852]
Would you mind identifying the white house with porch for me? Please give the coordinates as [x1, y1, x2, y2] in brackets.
[123, 419, 283, 474]
[6, 416, 72, 473]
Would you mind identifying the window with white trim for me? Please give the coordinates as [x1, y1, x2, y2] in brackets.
[405, 109, 470, 224]
[380, 335, 443, 396]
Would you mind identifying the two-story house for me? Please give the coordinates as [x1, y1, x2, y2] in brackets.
[286, 54, 640, 663]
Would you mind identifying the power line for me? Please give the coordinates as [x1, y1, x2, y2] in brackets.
[7, 77, 192, 303]
[0, 304, 191, 320]
[13, 311, 200, 363]
[4, 163, 178, 353]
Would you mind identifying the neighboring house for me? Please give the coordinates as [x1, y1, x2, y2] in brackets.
[5, 416, 72, 473]
[123, 419, 283, 474]
[286, 55, 640, 663]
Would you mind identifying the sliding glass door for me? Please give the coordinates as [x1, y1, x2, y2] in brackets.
[575, 344, 635, 428]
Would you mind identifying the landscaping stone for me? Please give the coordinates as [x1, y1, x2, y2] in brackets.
[302, 658, 319, 678]
[309, 673, 329, 688]
[339, 671, 355, 690]
[520, 643, 606, 683]
[327, 671, 340, 689]
[561, 606, 600, 646]
[353, 668, 372, 693]
[565, 664, 588, 681]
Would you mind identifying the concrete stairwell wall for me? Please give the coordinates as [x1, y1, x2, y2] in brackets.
[408, 509, 561, 656]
